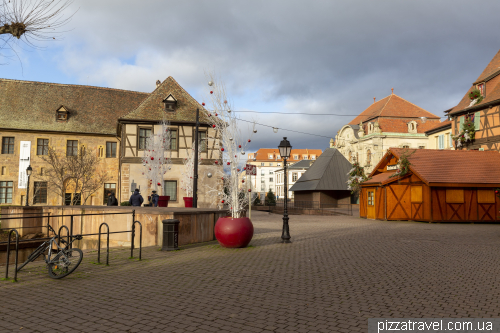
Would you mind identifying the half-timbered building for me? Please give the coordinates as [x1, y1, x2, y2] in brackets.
[360, 148, 500, 222]
[449, 49, 500, 151]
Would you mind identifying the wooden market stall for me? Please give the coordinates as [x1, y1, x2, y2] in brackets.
[360, 148, 500, 222]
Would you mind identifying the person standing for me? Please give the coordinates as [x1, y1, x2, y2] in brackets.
[151, 190, 160, 207]
[107, 192, 118, 206]
[129, 189, 144, 207]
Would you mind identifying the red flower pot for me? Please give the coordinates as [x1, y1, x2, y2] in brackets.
[215, 216, 254, 248]
[158, 196, 170, 207]
[183, 197, 193, 207]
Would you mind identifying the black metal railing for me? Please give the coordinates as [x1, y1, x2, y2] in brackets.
[1, 210, 143, 281]
[272, 200, 353, 216]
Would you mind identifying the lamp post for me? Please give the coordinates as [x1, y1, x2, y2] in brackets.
[278, 137, 292, 243]
[25, 165, 32, 206]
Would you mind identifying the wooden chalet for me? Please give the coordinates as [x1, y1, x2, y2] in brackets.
[360, 148, 500, 222]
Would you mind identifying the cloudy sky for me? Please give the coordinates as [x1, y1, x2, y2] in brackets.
[3, 0, 500, 156]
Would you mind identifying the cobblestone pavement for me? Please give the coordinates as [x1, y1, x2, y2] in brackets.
[2, 211, 500, 333]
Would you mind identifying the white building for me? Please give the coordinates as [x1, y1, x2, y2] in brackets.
[244, 148, 322, 201]
[275, 160, 313, 200]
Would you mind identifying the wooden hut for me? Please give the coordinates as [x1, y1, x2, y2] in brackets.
[360, 148, 500, 222]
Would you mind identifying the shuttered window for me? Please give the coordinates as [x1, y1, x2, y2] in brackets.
[438, 135, 444, 149]
[449, 133, 453, 148]
[474, 111, 480, 131]
[459, 116, 464, 132]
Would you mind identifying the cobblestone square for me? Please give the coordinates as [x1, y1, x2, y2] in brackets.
[2, 211, 500, 332]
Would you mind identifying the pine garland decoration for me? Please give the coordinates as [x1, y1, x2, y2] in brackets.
[389, 149, 415, 179]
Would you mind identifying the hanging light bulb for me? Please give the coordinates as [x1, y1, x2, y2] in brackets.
[253, 129, 257, 133]
[208, 81, 213, 86]
[207, 172, 212, 178]
[241, 151, 245, 155]
[273, 127, 279, 133]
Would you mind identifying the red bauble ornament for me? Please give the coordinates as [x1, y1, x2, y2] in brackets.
[215, 160, 218, 164]
[151, 157, 154, 160]
[221, 200, 225, 203]
[235, 155, 237, 158]
[242, 180, 245, 183]
[214, 217, 254, 248]
[496, 190, 499, 194]
[221, 177, 224, 180]
[224, 100, 227, 104]
[221, 148, 224, 151]
[238, 145, 241, 148]
[157, 183, 161, 186]
[243, 167, 246, 170]
[248, 189, 251, 192]
[237, 169, 240, 172]
[215, 113, 218, 116]
[227, 162, 230, 165]
[202, 102, 205, 106]
[213, 124, 216, 128]
[210, 91, 213, 94]
[209, 114, 212, 117]
[248, 139, 251, 142]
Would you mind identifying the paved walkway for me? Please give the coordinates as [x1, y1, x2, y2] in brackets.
[2, 212, 500, 332]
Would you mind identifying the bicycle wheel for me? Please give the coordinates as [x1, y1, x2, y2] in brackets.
[17, 244, 46, 272]
[47, 248, 83, 279]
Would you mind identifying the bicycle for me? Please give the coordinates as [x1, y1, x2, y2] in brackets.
[17, 225, 84, 279]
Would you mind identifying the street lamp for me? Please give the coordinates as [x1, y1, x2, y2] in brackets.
[278, 137, 292, 243]
[25, 165, 32, 206]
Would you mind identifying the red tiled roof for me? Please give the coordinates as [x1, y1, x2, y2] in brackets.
[362, 171, 396, 185]
[376, 118, 442, 133]
[384, 148, 500, 185]
[423, 120, 452, 134]
[248, 148, 323, 162]
[450, 50, 500, 115]
[349, 94, 440, 125]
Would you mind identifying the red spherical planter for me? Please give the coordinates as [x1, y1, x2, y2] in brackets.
[183, 197, 193, 208]
[215, 217, 254, 248]
[158, 196, 170, 207]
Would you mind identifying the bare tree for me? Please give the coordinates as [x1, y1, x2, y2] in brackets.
[37, 146, 110, 206]
[0, 0, 75, 59]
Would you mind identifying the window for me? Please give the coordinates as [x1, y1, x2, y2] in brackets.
[269, 163, 273, 166]
[65, 193, 81, 205]
[268, 154, 274, 159]
[348, 152, 352, 162]
[292, 173, 298, 182]
[103, 183, 116, 204]
[366, 150, 371, 165]
[0, 181, 13, 203]
[33, 182, 48, 204]
[37, 139, 49, 155]
[477, 83, 485, 96]
[40, 167, 45, 176]
[477, 189, 495, 203]
[261, 186, 265, 191]
[438, 135, 444, 150]
[367, 191, 374, 206]
[402, 145, 410, 149]
[106, 142, 117, 158]
[411, 186, 422, 203]
[261, 163, 265, 166]
[139, 128, 152, 150]
[449, 133, 453, 148]
[164, 180, 177, 201]
[269, 177, 274, 182]
[277, 163, 281, 166]
[199, 131, 207, 152]
[303, 155, 308, 160]
[294, 155, 299, 160]
[2, 137, 14, 154]
[98, 145, 104, 158]
[170, 129, 178, 150]
[418, 146, 425, 149]
[261, 178, 265, 183]
[311, 155, 316, 160]
[1, 166, 5, 175]
[269, 171, 274, 175]
[261, 170, 265, 175]
[66, 140, 78, 156]
[57, 112, 67, 121]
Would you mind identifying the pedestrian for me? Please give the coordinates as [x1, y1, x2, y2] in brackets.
[151, 190, 160, 207]
[129, 189, 144, 207]
[107, 192, 118, 206]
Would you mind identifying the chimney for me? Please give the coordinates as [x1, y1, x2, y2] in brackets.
[373, 97, 376, 104]
[156, 80, 161, 88]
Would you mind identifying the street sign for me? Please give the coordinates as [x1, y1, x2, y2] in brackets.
[245, 164, 256, 175]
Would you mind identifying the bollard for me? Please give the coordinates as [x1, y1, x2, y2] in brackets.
[162, 219, 180, 251]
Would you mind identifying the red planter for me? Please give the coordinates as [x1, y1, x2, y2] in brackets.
[158, 196, 170, 207]
[215, 216, 254, 248]
[183, 197, 193, 207]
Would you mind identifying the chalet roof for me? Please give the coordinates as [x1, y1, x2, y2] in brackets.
[0, 78, 148, 135]
[290, 148, 351, 192]
[348, 94, 440, 125]
[369, 148, 500, 185]
[450, 49, 500, 115]
[249, 148, 323, 162]
[362, 171, 396, 185]
[120, 76, 210, 123]
[275, 159, 314, 172]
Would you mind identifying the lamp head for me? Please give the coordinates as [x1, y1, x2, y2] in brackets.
[26, 165, 32, 176]
[278, 137, 292, 159]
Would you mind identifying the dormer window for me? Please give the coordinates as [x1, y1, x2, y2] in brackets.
[368, 123, 374, 134]
[56, 106, 69, 122]
[163, 94, 177, 112]
[477, 83, 485, 96]
[407, 120, 417, 134]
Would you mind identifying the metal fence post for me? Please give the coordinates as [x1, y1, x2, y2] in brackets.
[4, 229, 20, 282]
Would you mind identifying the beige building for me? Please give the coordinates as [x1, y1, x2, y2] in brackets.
[0, 77, 220, 207]
[424, 120, 453, 150]
[334, 92, 442, 174]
